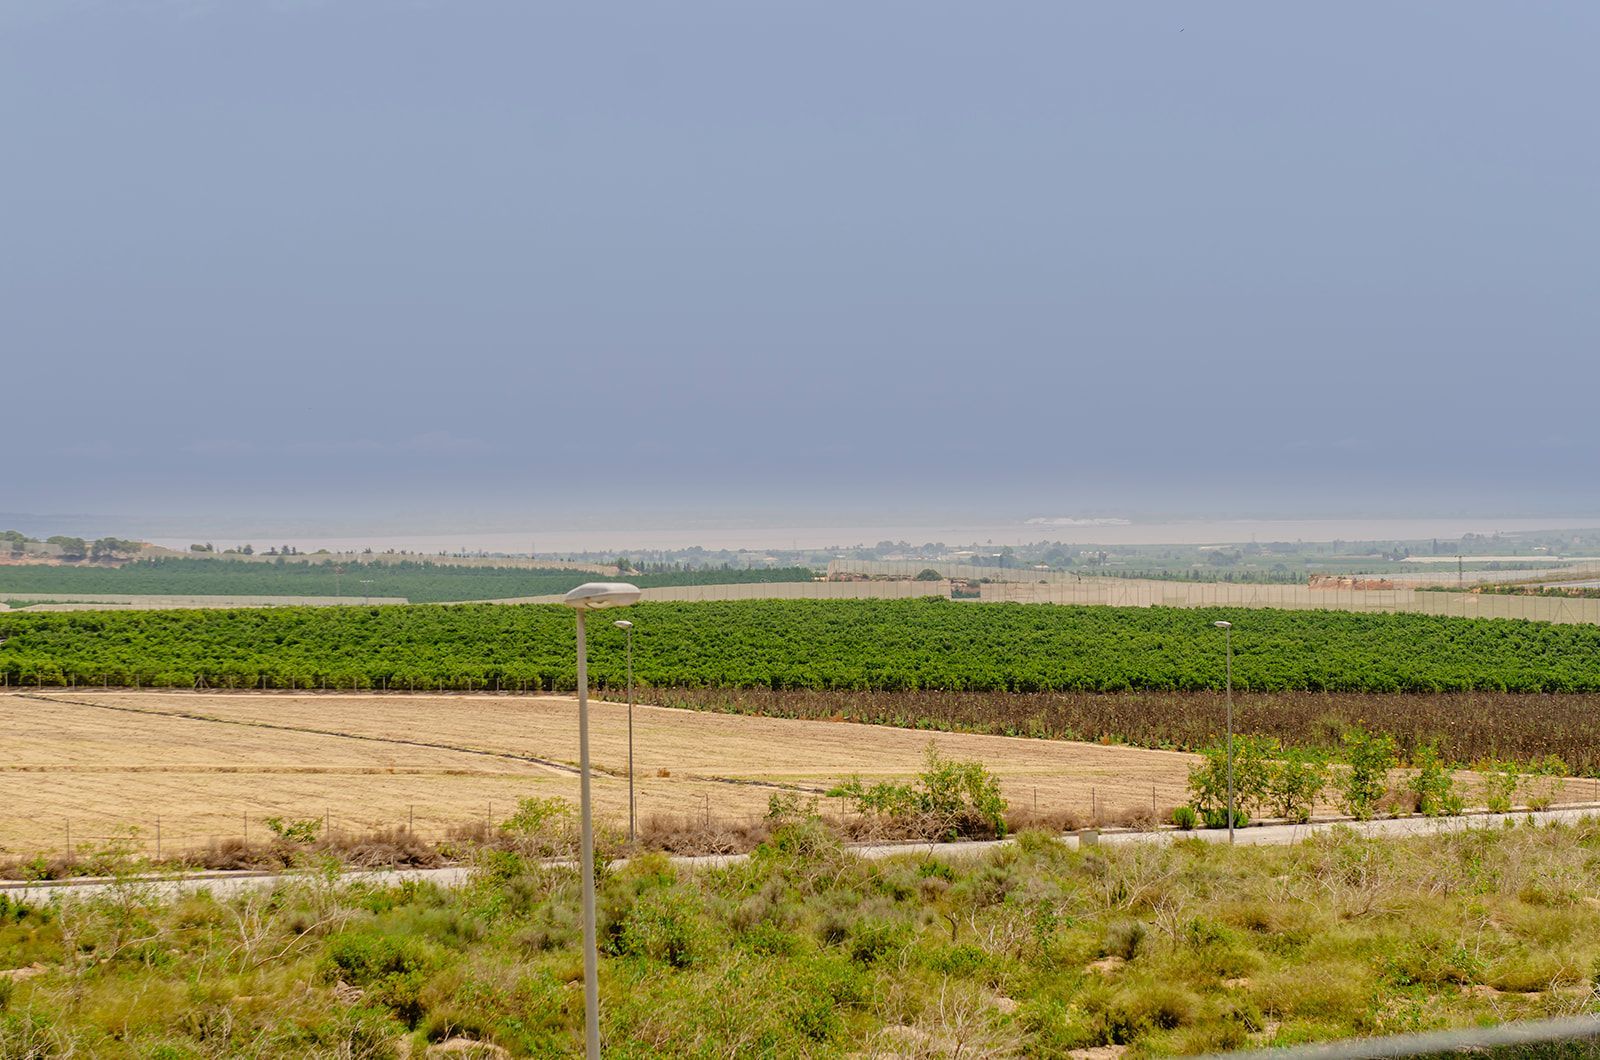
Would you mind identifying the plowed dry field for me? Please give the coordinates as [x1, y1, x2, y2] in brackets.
[0, 690, 1199, 857]
[7, 691, 1594, 861]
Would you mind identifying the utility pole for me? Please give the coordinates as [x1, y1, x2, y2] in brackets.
[1214, 620, 1235, 845]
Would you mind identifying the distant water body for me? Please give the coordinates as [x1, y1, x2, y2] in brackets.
[154, 517, 1600, 557]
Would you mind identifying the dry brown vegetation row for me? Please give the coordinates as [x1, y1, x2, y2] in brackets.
[629, 687, 1600, 774]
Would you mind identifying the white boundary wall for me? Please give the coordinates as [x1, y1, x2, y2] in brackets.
[978, 580, 1600, 625]
[828, 558, 1600, 588]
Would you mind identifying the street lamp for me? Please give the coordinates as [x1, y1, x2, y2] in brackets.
[613, 619, 636, 844]
[562, 582, 642, 1059]
[1214, 620, 1235, 845]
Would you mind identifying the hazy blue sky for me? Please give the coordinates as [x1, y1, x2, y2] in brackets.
[6, 2, 1597, 532]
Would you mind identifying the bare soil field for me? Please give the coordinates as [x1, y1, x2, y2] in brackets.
[0, 690, 1201, 858]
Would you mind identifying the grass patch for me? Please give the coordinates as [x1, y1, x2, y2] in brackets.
[4, 820, 1600, 1054]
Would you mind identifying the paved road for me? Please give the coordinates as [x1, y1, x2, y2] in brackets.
[6, 805, 1596, 905]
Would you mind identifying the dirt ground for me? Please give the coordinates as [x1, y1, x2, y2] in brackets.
[0, 690, 1201, 857]
[4, 690, 1594, 861]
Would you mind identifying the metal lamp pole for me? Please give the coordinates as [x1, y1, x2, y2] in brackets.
[1214, 620, 1235, 844]
[563, 582, 642, 1060]
[614, 619, 636, 844]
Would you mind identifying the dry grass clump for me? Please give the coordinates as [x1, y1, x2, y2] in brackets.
[0, 825, 447, 881]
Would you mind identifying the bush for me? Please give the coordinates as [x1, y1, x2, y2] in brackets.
[1188, 735, 1273, 819]
[1202, 807, 1249, 830]
[1171, 805, 1198, 830]
[1526, 755, 1570, 811]
[1477, 759, 1519, 813]
[1101, 919, 1147, 961]
[828, 743, 1008, 839]
[1339, 726, 1397, 820]
[613, 886, 706, 968]
[265, 816, 324, 844]
[1409, 742, 1464, 817]
[321, 932, 443, 1028]
[499, 796, 578, 858]
[1266, 747, 1329, 823]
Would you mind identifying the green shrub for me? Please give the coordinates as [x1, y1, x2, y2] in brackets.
[828, 743, 1008, 839]
[1100, 980, 1201, 1038]
[1188, 735, 1275, 819]
[1526, 755, 1570, 811]
[846, 917, 911, 964]
[1101, 919, 1147, 961]
[779, 954, 867, 1042]
[1203, 807, 1248, 830]
[1338, 726, 1397, 820]
[1409, 742, 1464, 817]
[613, 886, 706, 967]
[321, 932, 444, 1029]
[765, 791, 820, 824]
[265, 815, 323, 844]
[1171, 805, 1198, 830]
[323, 932, 439, 987]
[1477, 759, 1519, 813]
[1266, 747, 1329, 822]
[499, 796, 577, 858]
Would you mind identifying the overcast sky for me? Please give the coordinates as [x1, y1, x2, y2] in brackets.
[5, 2, 1597, 533]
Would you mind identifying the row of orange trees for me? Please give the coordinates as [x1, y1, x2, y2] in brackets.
[5, 598, 1600, 693]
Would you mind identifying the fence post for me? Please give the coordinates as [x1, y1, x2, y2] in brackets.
[156, 817, 162, 861]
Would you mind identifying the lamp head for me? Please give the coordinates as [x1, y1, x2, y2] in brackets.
[613, 619, 633, 630]
[562, 582, 643, 610]
[1214, 620, 1232, 629]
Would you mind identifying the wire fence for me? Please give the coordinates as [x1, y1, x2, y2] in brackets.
[7, 804, 783, 864]
[4, 802, 975, 866]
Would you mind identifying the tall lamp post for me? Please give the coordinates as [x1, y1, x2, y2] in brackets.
[562, 582, 642, 1059]
[1214, 620, 1235, 845]
[613, 619, 636, 844]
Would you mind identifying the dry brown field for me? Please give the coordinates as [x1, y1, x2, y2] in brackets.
[4, 690, 1594, 862]
[0, 690, 1201, 858]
